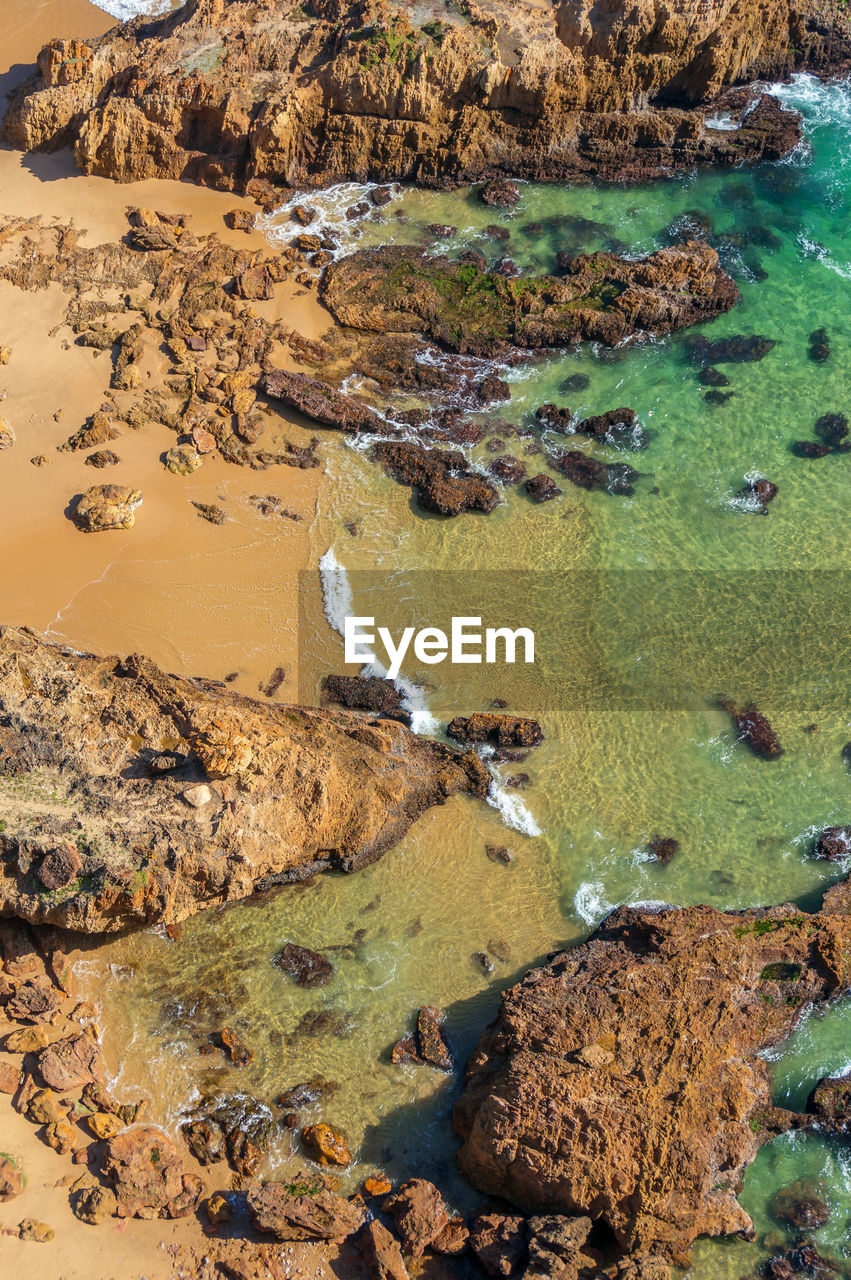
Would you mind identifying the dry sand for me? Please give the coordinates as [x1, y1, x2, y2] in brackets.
[0, 4, 344, 1274]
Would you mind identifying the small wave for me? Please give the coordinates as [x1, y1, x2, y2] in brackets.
[258, 183, 402, 258]
[487, 778, 542, 836]
[93, 0, 173, 17]
[574, 881, 614, 927]
[319, 547, 353, 636]
[360, 660, 440, 736]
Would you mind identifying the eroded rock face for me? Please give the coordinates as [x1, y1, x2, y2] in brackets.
[454, 901, 851, 1266]
[4, 1, 849, 191]
[321, 242, 739, 357]
[0, 627, 490, 932]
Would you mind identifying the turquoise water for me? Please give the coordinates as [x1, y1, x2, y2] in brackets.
[85, 75, 851, 1276]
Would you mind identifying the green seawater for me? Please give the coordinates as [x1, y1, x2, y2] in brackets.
[85, 75, 851, 1276]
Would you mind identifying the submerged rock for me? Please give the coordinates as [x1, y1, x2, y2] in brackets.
[551, 449, 639, 495]
[770, 1181, 831, 1231]
[736, 476, 778, 510]
[697, 367, 730, 387]
[481, 179, 521, 208]
[391, 1006, 453, 1070]
[814, 412, 848, 445]
[717, 699, 783, 759]
[684, 333, 778, 364]
[373, 441, 499, 516]
[274, 943, 333, 988]
[525, 473, 563, 503]
[806, 1075, 851, 1131]
[792, 440, 832, 458]
[646, 836, 679, 864]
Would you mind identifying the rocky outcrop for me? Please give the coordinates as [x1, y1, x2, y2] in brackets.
[248, 1182, 366, 1241]
[101, 1127, 203, 1219]
[372, 441, 500, 516]
[454, 900, 851, 1267]
[4, 1, 850, 192]
[0, 626, 491, 933]
[260, 370, 391, 435]
[320, 243, 739, 357]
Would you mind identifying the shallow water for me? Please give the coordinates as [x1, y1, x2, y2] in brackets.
[84, 75, 851, 1275]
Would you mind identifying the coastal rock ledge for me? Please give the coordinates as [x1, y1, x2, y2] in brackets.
[454, 895, 851, 1268]
[0, 627, 488, 933]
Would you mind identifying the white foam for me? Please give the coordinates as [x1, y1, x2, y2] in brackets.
[319, 547, 353, 637]
[360, 660, 440, 736]
[258, 183, 402, 261]
[93, 0, 172, 18]
[574, 881, 614, 927]
[487, 780, 542, 836]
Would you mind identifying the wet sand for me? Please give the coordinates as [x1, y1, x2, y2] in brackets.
[0, 3, 340, 1271]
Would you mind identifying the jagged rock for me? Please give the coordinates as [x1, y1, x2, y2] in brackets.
[71, 1182, 118, 1224]
[274, 943, 333, 988]
[373, 441, 500, 516]
[526, 474, 562, 503]
[61, 412, 120, 452]
[220, 1026, 255, 1067]
[225, 210, 256, 231]
[481, 179, 521, 207]
[37, 842, 81, 890]
[770, 1181, 830, 1230]
[301, 1123, 353, 1167]
[44, 1120, 79, 1154]
[552, 450, 639, 495]
[717, 699, 783, 759]
[192, 502, 226, 525]
[447, 713, 543, 749]
[360, 1219, 410, 1280]
[0, 627, 489, 932]
[101, 1126, 203, 1219]
[454, 901, 851, 1266]
[247, 1182, 365, 1241]
[684, 333, 778, 364]
[182, 1117, 226, 1165]
[27, 1088, 67, 1126]
[736, 476, 778, 509]
[390, 1005, 453, 1070]
[322, 242, 738, 357]
[0, 1154, 25, 1201]
[0, 419, 16, 450]
[522, 1214, 595, 1279]
[575, 407, 643, 447]
[489, 455, 526, 485]
[84, 449, 121, 468]
[6, 2, 847, 198]
[806, 1075, 851, 1131]
[87, 1112, 124, 1141]
[261, 369, 389, 435]
[206, 1192, 231, 1225]
[72, 484, 142, 532]
[6, 977, 63, 1023]
[383, 1179, 450, 1258]
[432, 1217, 470, 1254]
[812, 827, 851, 860]
[322, 674, 411, 726]
[469, 1213, 526, 1276]
[17, 1218, 54, 1242]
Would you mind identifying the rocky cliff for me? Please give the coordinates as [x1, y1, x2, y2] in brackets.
[453, 897, 851, 1267]
[0, 627, 489, 933]
[4, 0, 851, 191]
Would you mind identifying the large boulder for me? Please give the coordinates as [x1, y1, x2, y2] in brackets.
[454, 901, 851, 1267]
[101, 1126, 203, 1219]
[37, 1034, 105, 1091]
[247, 1182, 365, 1242]
[72, 484, 142, 532]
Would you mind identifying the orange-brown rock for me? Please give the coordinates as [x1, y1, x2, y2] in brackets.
[454, 901, 851, 1267]
[4, 2, 851, 190]
[301, 1123, 353, 1168]
[247, 1181, 365, 1241]
[101, 1126, 203, 1219]
[0, 626, 489, 932]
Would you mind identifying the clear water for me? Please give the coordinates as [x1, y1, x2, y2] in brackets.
[84, 75, 851, 1275]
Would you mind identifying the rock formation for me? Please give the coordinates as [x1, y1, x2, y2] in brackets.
[454, 899, 851, 1267]
[320, 242, 739, 357]
[0, 626, 490, 933]
[4, 1, 851, 192]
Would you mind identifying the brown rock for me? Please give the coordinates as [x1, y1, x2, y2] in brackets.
[84, 449, 121, 469]
[469, 1213, 526, 1276]
[813, 827, 851, 861]
[71, 1182, 118, 1224]
[360, 1219, 410, 1280]
[261, 369, 389, 435]
[432, 1216, 470, 1254]
[247, 1182, 365, 1241]
[220, 1026, 255, 1067]
[363, 1172, 392, 1197]
[447, 713, 542, 749]
[717, 699, 783, 759]
[301, 1123, 353, 1168]
[17, 1217, 54, 1242]
[383, 1178, 450, 1258]
[454, 901, 851, 1266]
[101, 1126, 204, 1219]
[0, 1154, 25, 1201]
[525, 474, 562, 503]
[225, 210, 256, 231]
[44, 1120, 79, 1154]
[72, 484, 142, 532]
[37, 1034, 104, 1092]
[0, 1061, 20, 1093]
[37, 842, 82, 890]
[373, 441, 499, 517]
[87, 1111, 124, 1141]
[6, 977, 63, 1022]
[206, 1191, 231, 1224]
[274, 943, 333, 988]
[27, 1088, 67, 1126]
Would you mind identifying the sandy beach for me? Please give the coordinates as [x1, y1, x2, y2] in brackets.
[0, 4, 339, 1274]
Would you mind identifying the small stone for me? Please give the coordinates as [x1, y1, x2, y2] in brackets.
[647, 836, 679, 864]
[0, 1062, 20, 1093]
[84, 449, 121, 468]
[17, 1218, 54, 1242]
[220, 1026, 254, 1067]
[475, 952, 494, 973]
[0, 1154, 25, 1201]
[182, 784, 212, 808]
[37, 841, 82, 890]
[302, 1123, 353, 1167]
[0, 346, 10, 364]
[0, 418, 17, 449]
[363, 1172, 392, 1197]
[30, 455, 52, 467]
[575, 1041, 615, 1069]
[191, 426, 217, 454]
[206, 1192, 231, 1224]
[191, 502, 226, 525]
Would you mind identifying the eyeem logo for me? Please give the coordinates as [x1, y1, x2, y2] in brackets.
[344, 616, 535, 681]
